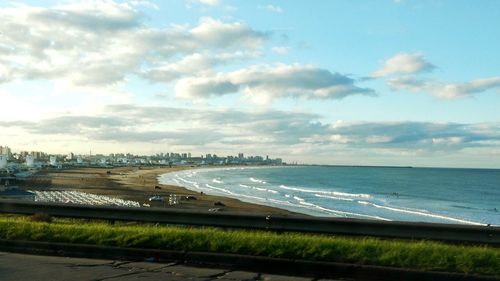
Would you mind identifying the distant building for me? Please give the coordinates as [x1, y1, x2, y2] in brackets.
[0, 155, 7, 169]
[25, 155, 34, 167]
[49, 156, 57, 166]
[0, 146, 12, 159]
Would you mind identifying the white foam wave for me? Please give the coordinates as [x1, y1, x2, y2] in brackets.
[212, 178, 224, 184]
[293, 198, 390, 221]
[239, 184, 279, 194]
[314, 194, 354, 202]
[176, 175, 196, 185]
[250, 177, 267, 184]
[307, 203, 390, 220]
[268, 196, 389, 221]
[205, 184, 232, 194]
[293, 196, 305, 202]
[279, 185, 370, 198]
[238, 193, 267, 201]
[356, 201, 484, 225]
[205, 184, 266, 201]
[268, 198, 293, 205]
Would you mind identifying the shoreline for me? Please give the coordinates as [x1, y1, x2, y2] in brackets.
[22, 166, 304, 216]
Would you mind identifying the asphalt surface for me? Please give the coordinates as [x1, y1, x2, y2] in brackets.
[0, 251, 348, 281]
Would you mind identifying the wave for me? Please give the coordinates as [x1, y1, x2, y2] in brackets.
[356, 200, 484, 225]
[205, 184, 267, 202]
[268, 196, 389, 221]
[292, 198, 390, 221]
[314, 194, 355, 202]
[212, 178, 224, 184]
[250, 177, 267, 184]
[175, 175, 197, 185]
[205, 184, 232, 194]
[293, 196, 305, 202]
[279, 185, 371, 198]
[239, 184, 279, 194]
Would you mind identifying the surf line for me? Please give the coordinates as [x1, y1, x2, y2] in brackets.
[357, 201, 484, 226]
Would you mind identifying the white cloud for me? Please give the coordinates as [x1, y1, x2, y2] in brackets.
[190, 17, 267, 49]
[388, 76, 500, 99]
[175, 64, 375, 103]
[2, 105, 499, 159]
[142, 51, 260, 82]
[261, 4, 283, 13]
[0, 2, 267, 87]
[271, 46, 289, 55]
[193, 0, 221, 6]
[127, 0, 159, 10]
[373, 53, 435, 77]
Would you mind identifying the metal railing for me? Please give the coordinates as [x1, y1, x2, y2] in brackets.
[0, 199, 498, 246]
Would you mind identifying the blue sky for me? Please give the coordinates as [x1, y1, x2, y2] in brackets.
[0, 0, 499, 168]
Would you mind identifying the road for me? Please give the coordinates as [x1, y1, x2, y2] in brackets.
[0, 251, 346, 281]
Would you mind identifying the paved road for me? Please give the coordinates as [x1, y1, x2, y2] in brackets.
[0, 252, 348, 281]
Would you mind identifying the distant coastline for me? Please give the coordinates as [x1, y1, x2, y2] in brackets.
[303, 163, 500, 170]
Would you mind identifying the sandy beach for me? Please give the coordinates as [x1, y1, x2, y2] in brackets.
[22, 166, 300, 216]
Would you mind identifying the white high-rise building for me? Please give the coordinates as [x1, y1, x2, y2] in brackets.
[49, 156, 57, 166]
[26, 155, 34, 167]
[0, 146, 11, 159]
[0, 155, 7, 169]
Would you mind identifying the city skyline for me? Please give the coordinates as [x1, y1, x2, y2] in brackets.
[0, 1, 499, 168]
[0, 144, 285, 168]
[0, 144, 281, 160]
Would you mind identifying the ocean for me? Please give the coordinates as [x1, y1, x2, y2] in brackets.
[158, 166, 500, 226]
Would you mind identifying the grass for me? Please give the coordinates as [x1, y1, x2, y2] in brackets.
[0, 215, 498, 276]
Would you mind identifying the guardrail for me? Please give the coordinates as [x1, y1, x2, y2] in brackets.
[0, 199, 498, 246]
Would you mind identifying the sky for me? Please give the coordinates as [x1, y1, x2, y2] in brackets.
[0, 0, 499, 168]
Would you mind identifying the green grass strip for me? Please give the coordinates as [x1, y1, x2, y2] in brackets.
[0, 216, 498, 276]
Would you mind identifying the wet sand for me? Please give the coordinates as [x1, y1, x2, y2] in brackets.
[24, 166, 301, 216]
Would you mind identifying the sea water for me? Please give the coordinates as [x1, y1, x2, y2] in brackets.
[158, 166, 500, 226]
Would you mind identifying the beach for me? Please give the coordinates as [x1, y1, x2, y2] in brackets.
[22, 166, 299, 216]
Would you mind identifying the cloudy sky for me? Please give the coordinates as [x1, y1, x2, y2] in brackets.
[0, 0, 499, 168]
